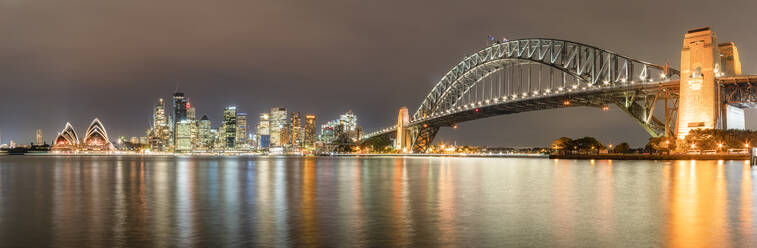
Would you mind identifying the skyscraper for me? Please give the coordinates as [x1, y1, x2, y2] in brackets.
[223, 106, 237, 149]
[149, 98, 171, 152]
[175, 120, 192, 152]
[172, 92, 187, 148]
[270, 107, 287, 147]
[256, 113, 270, 149]
[290, 112, 303, 148]
[339, 110, 359, 141]
[236, 112, 248, 149]
[339, 110, 357, 132]
[198, 115, 212, 149]
[304, 114, 316, 149]
[186, 101, 199, 149]
[35, 129, 43, 145]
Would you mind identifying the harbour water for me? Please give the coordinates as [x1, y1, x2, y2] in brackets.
[0, 156, 755, 247]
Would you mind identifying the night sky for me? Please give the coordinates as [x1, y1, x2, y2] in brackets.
[1, 0, 756, 147]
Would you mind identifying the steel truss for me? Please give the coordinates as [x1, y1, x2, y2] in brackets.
[414, 38, 680, 120]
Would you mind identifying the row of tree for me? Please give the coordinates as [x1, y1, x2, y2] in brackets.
[550, 137, 631, 154]
[647, 129, 757, 153]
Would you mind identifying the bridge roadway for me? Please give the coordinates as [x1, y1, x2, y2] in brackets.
[364, 80, 679, 141]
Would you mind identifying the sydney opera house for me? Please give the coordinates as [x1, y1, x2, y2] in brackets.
[52, 118, 114, 152]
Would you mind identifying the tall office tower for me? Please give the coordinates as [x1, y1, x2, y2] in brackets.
[339, 110, 357, 132]
[256, 113, 270, 148]
[269, 107, 288, 146]
[153, 98, 168, 128]
[236, 112, 248, 149]
[304, 114, 316, 149]
[175, 121, 192, 152]
[187, 102, 196, 121]
[198, 115, 212, 149]
[339, 110, 359, 141]
[149, 98, 172, 151]
[35, 129, 43, 145]
[281, 123, 291, 147]
[223, 106, 237, 149]
[319, 120, 338, 143]
[172, 92, 187, 147]
[290, 112, 303, 148]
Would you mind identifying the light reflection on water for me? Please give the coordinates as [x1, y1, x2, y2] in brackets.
[0, 156, 756, 247]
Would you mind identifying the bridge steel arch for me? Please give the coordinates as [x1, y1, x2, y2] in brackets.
[364, 39, 681, 153]
[415, 38, 679, 120]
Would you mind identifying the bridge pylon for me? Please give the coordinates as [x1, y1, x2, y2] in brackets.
[395, 107, 412, 152]
[677, 27, 744, 139]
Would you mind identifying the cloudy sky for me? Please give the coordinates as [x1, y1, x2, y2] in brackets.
[1, 0, 756, 147]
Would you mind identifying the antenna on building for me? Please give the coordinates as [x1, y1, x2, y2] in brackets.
[174, 82, 181, 93]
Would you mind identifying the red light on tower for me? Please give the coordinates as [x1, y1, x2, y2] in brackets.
[475, 108, 479, 112]
[186, 102, 191, 109]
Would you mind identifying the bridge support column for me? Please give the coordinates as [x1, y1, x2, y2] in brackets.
[676, 27, 720, 139]
[395, 107, 412, 152]
[410, 125, 439, 153]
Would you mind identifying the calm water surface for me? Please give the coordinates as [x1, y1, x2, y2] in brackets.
[0, 156, 755, 247]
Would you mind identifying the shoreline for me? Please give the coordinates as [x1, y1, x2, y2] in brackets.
[549, 153, 750, 160]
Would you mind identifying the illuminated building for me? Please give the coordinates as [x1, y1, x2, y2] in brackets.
[198, 115, 212, 149]
[81, 118, 114, 151]
[175, 120, 192, 152]
[223, 106, 237, 149]
[270, 107, 287, 147]
[148, 98, 171, 152]
[35, 129, 43, 145]
[290, 112, 303, 148]
[340, 110, 357, 132]
[319, 120, 338, 143]
[304, 114, 316, 149]
[171, 92, 187, 147]
[52, 122, 79, 151]
[236, 112, 248, 150]
[256, 113, 270, 148]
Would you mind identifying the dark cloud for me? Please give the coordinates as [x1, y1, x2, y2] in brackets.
[1, 0, 756, 147]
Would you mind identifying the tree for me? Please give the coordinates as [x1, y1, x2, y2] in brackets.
[550, 137, 573, 154]
[647, 136, 676, 154]
[612, 142, 631, 154]
[572, 137, 604, 153]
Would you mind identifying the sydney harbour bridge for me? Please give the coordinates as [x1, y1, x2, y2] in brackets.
[361, 27, 757, 153]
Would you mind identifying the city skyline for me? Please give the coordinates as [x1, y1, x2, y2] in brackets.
[2, 0, 757, 147]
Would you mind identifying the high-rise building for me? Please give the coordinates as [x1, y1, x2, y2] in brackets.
[270, 107, 288, 146]
[148, 98, 171, 152]
[172, 92, 187, 147]
[35, 129, 43, 145]
[339, 110, 357, 132]
[256, 113, 270, 148]
[187, 103, 196, 121]
[199, 115, 212, 149]
[290, 112, 303, 148]
[304, 114, 316, 149]
[223, 106, 237, 149]
[236, 112, 248, 149]
[319, 120, 338, 144]
[175, 120, 192, 152]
